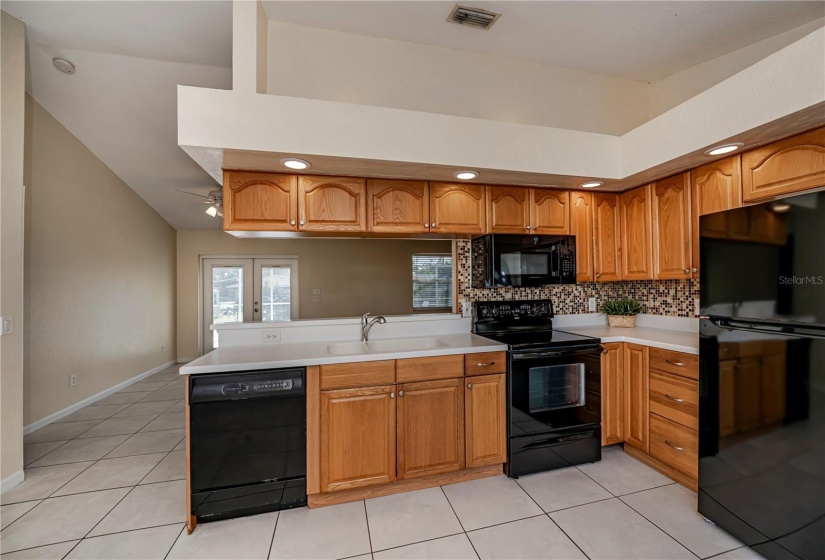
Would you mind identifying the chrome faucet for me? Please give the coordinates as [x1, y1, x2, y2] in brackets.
[361, 313, 386, 342]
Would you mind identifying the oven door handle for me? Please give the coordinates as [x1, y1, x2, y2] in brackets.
[520, 433, 592, 449]
[511, 351, 563, 360]
[511, 347, 601, 360]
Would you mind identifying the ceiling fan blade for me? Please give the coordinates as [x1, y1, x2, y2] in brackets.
[175, 189, 211, 199]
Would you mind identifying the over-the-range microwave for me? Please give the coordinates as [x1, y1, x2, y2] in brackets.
[471, 234, 577, 288]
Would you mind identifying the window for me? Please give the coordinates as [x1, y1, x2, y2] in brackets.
[412, 254, 453, 311]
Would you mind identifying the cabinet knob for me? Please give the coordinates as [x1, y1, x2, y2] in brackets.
[390, 392, 395, 398]
[467, 383, 473, 389]
[683, 268, 690, 274]
[596, 273, 601, 278]
[398, 391, 404, 397]
[299, 220, 305, 226]
[424, 223, 429, 228]
[525, 226, 531, 230]
[290, 220, 296, 226]
[532, 226, 538, 230]
[691, 267, 698, 273]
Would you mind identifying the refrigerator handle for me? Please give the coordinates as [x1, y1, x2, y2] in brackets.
[707, 315, 825, 340]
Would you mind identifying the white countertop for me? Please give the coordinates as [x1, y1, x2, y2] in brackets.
[179, 333, 507, 375]
[560, 326, 699, 355]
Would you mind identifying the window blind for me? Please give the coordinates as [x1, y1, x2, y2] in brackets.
[412, 254, 453, 310]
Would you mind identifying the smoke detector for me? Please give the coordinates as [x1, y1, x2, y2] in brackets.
[52, 58, 75, 74]
[447, 5, 501, 30]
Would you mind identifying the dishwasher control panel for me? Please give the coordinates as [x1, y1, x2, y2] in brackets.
[190, 369, 305, 402]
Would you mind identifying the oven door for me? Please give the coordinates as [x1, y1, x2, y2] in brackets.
[509, 346, 601, 437]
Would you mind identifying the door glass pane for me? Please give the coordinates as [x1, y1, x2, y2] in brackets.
[528, 364, 585, 412]
[212, 266, 244, 348]
[261, 266, 291, 321]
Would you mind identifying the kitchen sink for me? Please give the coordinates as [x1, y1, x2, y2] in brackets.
[326, 341, 369, 355]
[326, 337, 447, 356]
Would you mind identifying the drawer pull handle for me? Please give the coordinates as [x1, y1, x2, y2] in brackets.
[665, 440, 685, 452]
[476, 362, 495, 367]
[665, 359, 686, 367]
[665, 394, 686, 403]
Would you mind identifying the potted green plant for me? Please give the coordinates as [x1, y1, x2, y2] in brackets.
[599, 298, 645, 328]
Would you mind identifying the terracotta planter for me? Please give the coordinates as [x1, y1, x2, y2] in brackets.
[607, 315, 637, 328]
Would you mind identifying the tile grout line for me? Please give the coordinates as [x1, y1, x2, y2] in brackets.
[437, 486, 481, 560]
[362, 499, 375, 556]
[265, 509, 281, 560]
[616, 494, 703, 560]
[369, 531, 467, 556]
[164, 525, 187, 560]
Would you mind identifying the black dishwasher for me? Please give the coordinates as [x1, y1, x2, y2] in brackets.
[189, 368, 307, 522]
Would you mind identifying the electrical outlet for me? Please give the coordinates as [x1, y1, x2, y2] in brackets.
[69, 374, 77, 387]
[588, 297, 597, 312]
[461, 302, 473, 318]
[262, 330, 282, 343]
[313, 294, 321, 303]
[313, 288, 321, 295]
[162, 345, 167, 353]
[1, 315, 12, 335]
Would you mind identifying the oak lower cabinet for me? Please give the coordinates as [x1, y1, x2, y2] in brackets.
[429, 183, 486, 234]
[593, 193, 622, 282]
[397, 378, 465, 479]
[623, 343, 650, 452]
[298, 176, 367, 232]
[600, 343, 624, 446]
[570, 191, 595, 282]
[319, 385, 397, 493]
[465, 373, 507, 468]
[222, 171, 298, 232]
[367, 179, 430, 233]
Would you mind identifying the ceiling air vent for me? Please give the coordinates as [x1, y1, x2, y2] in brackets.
[447, 5, 501, 30]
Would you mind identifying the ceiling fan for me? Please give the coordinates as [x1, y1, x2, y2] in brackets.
[176, 189, 223, 217]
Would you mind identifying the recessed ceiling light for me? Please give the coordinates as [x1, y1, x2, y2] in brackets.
[771, 201, 791, 213]
[580, 181, 603, 188]
[454, 171, 478, 180]
[281, 158, 311, 170]
[704, 143, 744, 156]
[52, 57, 75, 74]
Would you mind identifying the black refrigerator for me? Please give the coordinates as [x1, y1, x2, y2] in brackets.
[698, 191, 825, 560]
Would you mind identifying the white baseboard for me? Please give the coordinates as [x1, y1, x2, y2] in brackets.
[0, 470, 24, 494]
[23, 360, 177, 435]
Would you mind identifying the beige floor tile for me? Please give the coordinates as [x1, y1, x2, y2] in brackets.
[87, 480, 186, 537]
[373, 534, 478, 560]
[172, 438, 186, 451]
[366, 487, 463, 551]
[23, 422, 100, 445]
[576, 448, 672, 496]
[28, 436, 129, 468]
[120, 382, 168, 393]
[104, 430, 184, 459]
[516, 466, 612, 512]
[442, 476, 542, 531]
[708, 547, 767, 560]
[64, 524, 182, 560]
[146, 373, 180, 383]
[270, 502, 371, 560]
[113, 401, 176, 418]
[468, 515, 586, 560]
[0, 463, 93, 505]
[0, 488, 128, 554]
[96, 391, 151, 406]
[75, 415, 157, 439]
[0, 501, 41, 530]
[622, 484, 743, 559]
[139, 412, 184, 433]
[0, 540, 79, 559]
[550, 498, 695, 560]
[139, 389, 184, 403]
[168, 512, 277, 560]
[55, 405, 129, 424]
[162, 379, 185, 390]
[52, 454, 166, 496]
[140, 450, 185, 484]
[166, 401, 186, 414]
[23, 442, 67, 467]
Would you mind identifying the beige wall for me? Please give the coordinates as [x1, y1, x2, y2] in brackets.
[177, 230, 451, 359]
[23, 96, 177, 426]
[1, 10, 26, 484]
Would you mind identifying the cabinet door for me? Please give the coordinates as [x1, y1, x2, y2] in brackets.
[734, 357, 762, 433]
[397, 379, 464, 479]
[222, 171, 297, 231]
[367, 179, 429, 233]
[761, 353, 786, 425]
[623, 343, 649, 452]
[320, 386, 396, 493]
[742, 127, 825, 202]
[465, 373, 506, 468]
[570, 191, 594, 282]
[486, 187, 530, 233]
[601, 343, 624, 446]
[652, 174, 692, 279]
[531, 190, 570, 234]
[620, 186, 653, 280]
[593, 193, 622, 282]
[429, 183, 486, 234]
[298, 176, 366, 232]
[719, 360, 737, 437]
[692, 156, 743, 216]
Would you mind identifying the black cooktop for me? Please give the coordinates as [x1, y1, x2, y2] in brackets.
[481, 329, 600, 350]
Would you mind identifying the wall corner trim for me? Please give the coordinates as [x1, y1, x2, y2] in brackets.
[0, 470, 25, 494]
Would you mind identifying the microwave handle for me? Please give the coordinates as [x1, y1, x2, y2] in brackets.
[551, 246, 559, 276]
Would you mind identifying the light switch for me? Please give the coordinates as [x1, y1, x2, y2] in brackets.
[1, 316, 12, 335]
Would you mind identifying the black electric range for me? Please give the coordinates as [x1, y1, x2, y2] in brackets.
[472, 300, 604, 477]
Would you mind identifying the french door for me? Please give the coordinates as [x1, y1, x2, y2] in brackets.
[201, 257, 299, 352]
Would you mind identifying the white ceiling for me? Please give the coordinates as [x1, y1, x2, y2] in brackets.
[263, 0, 825, 82]
[3, 0, 233, 230]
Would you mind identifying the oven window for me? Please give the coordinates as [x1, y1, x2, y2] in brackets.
[501, 253, 548, 275]
[528, 364, 585, 412]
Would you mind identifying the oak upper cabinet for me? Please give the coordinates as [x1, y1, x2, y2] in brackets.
[366, 179, 429, 233]
[601, 343, 624, 446]
[486, 187, 530, 233]
[593, 193, 622, 282]
[624, 343, 650, 453]
[692, 156, 743, 275]
[298, 176, 366, 232]
[570, 191, 594, 282]
[397, 379, 464, 480]
[531, 190, 571, 234]
[429, 183, 487, 234]
[222, 171, 298, 231]
[742, 127, 825, 202]
[465, 373, 507, 468]
[652, 173, 693, 279]
[320, 386, 396, 493]
[620, 186, 653, 280]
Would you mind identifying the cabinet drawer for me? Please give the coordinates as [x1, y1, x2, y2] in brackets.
[320, 360, 395, 390]
[397, 355, 464, 383]
[649, 370, 698, 430]
[649, 348, 698, 380]
[465, 352, 506, 376]
[649, 414, 697, 478]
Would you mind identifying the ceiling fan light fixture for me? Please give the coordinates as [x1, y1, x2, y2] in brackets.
[281, 158, 311, 170]
[205, 206, 219, 217]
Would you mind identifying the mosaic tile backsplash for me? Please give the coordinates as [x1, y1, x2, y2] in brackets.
[456, 240, 699, 317]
